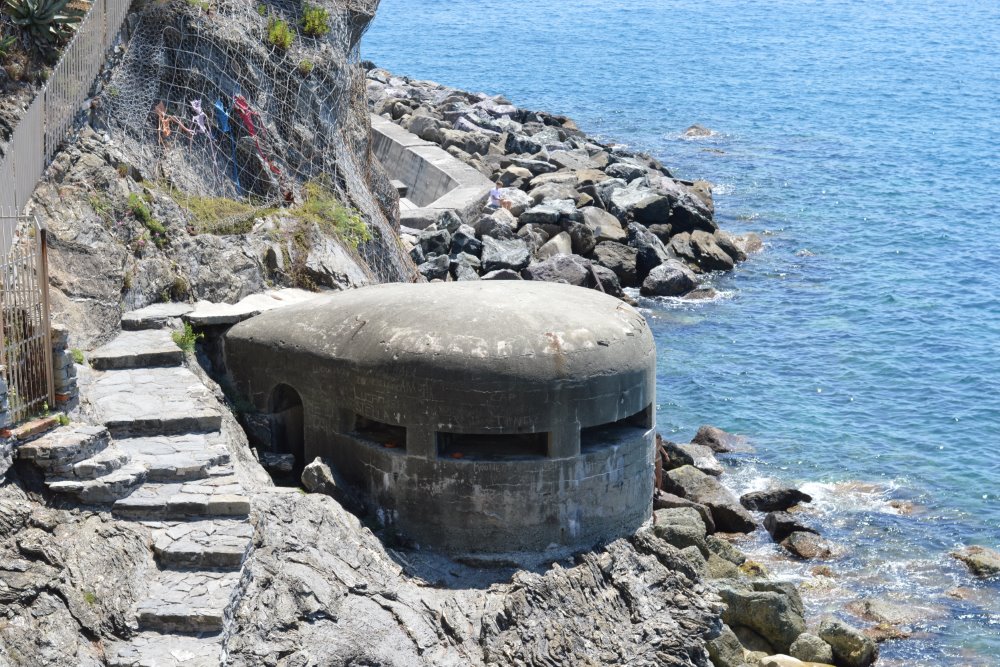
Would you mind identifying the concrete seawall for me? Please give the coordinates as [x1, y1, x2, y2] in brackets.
[370, 113, 493, 227]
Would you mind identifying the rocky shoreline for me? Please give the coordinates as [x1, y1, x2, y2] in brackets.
[364, 65, 762, 298]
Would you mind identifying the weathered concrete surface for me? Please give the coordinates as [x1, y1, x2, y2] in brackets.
[183, 288, 322, 327]
[371, 114, 493, 227]
[120, 303, 195, 331]
[88, 329, 184, 370]
[226, 281, 656, 553]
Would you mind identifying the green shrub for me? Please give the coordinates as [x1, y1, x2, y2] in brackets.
[297, 59, 313, 76]
[128, 192, 167, 246]
[181, 195, 273, 235]
[70, 348, 84, 365]
[171, 323, 203, 353]
[298, 179, 371, 249]
[4, 0, 84, 56]
[267, 17, 292, 50]
[300, 3, 329, 37]
[0, 34, 16, 60]
[57, 413, 70, 426]
[256, 2, 266, 15]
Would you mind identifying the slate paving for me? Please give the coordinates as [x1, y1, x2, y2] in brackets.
[116, 433, 231, 481]
[88, 329, 185, 370]
[106, 632, 223, 667]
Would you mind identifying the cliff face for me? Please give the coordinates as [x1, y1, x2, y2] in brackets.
[29, 0, 412, 348]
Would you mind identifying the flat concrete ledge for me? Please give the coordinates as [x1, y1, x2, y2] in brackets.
[370, 114, 493, 227]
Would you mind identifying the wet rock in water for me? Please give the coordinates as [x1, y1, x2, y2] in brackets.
[481, 268, 522, 280]
[741, 488, 814, 512]
[692, 424, 748, 453]
[652, 507, 709, 556]
[735, 232, 764, 255]
[715, 229, 747, 262]
[818, 617, 879, 667]
[653, 492, 716, 533]
[417, 254, 450, 281]
[950, 545, 1000, 577]
[716, 583, 806, 654]
[781, 531, 836, 560]
[640, 259, 698, 297]
[662, 440, 724, 477]
[706, 534, 746, 566]
[847, 597, 940, 628]
[481, 236, 531, 273]
[662, 465, 756, 533]
[682, 287, 720, 301]
[864, 623, 911, 643]
[706, 624, 747, 667]
[764, 512, 819, 543]
[684, 124, 714, 138]
[788, 632, 835, 664]
[591, 241, 638, 287]
[690, 229, 736, 272]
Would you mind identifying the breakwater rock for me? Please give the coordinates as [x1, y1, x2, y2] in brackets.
[365, 66, 761, 297]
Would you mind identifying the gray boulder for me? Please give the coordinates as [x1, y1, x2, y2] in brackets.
[481, 236, 531, 273]
[692, 425, 747, 453]
[653, 492, 716, 533]
[474, 209, 518, 240]
[481, 269, 523, 280]
[418, 228, 451, 257]
[662, 441, 724, 477]
[450, 224, 482, 256]
[652, 507, 709, 556]
[818, 617, 879, 667]
[764, 512, 818, 543]
[417, 254, 450, 281]
[505, 132, 543, 155]
[522, 253, 592, 286]
[740, 488, 813, 512]
[610, 185, 673, 226]
[715, 229, 748, 262]
[509, 157, 557, 175]
[706, 624, 747, 667]
[582, 207, 626, 243]
[591, 242, 638, 287]
[662, 465, 756, 533]
[528, 182, 579, 205]
[706, 535, 746, 566]
[627, 223, 670, 281]
[535, 231, 572, 260]
[562, 221, 596, 256]
[498, 165, 532, 188]
[517, 223, 551, 254]
[519, 204, 562, 226]
[640, 259, 698, 297]
[502, 188, 534, 217]
[449, 252, 481, 282]
[605, 161, 647, 182]
[716, 583, 807, 654]
[789, 633, 835, 665]
[691, 229, 736, 272]
[668, 232, 701, 270]
[781, 532, 836, 560]
[301, 457, 338, 496]
[404, 114, 442, 143]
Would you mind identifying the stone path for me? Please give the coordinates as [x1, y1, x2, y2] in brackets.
[19, 314, 257, 665]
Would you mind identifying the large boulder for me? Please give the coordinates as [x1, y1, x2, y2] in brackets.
[951, 545, 1000, 577]
[653, 492, 716, 534]
[662, 441, 724, 477]
[667, 232, 701, 270]
[417, 254, 450, 281]
[715, 230, 747, 263]
[591, 242, 638, 287]
[662, 466, 756, 533]
[535, 231, 572, 260]
[450, 224, 482, 257]
[692, 425, 748, 453]
[610, 185, 673, 225]
[519, 204, 562, 226]
[562, 221, 596, 256]
[418, 228, 451, 257]
[706, 624, 748, 667]
[627, 223, 670, 281]
[504, 132, 543, 155]
[521, 254, 622, 297]
[764, 512, 818, 543]
[652, 507, 709, 556]
[528, 182, 579, 205]
[474, 209, 518, 240]
[605, 161, 647, 182]
[716, 583, 807, 654]
[481, 269, 522, 280]
[690, 229, 736, 272]
[582, 207, 626, 243]
[481, 237, 530, 273]
[640, 260, 698, 297]
[498, 165, 533, 188]
[404, 114, 443, 143]
[781, 531, 836, 560]
[789, 633, 835, 665]
[740, 488, 813, 512]
[502, 188, 534, 217]
[818, 617, 878, 667]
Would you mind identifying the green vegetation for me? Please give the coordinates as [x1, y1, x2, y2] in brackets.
[171, 323, 203, 353]
[300, 3, 329, 37]
[82, 590, 97, 606]
[256, 2, 266, 16]
[3, 0, 84, 55]
[185, 0, 212, 10]
[297, 58, 313, 76]
[70, 348, 84, 365]
[181, 195, 274, 235]
[267, 17, 292, 50]
[298, 179, 371, 249]
[128, 192, 168, 247]
[57, 413, 70, 426]
[0, 34, 16, 60]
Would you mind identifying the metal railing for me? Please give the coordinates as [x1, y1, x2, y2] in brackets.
[0, 0, 131, 214]
[0, 212, 54, 423]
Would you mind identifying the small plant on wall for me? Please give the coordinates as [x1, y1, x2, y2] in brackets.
[3, 0, 85, 58]
[300, 3, 329, 37]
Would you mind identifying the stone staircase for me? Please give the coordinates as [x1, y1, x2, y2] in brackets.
[17, 309, 256, 666]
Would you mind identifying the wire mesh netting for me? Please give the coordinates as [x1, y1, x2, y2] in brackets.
[100, 0, 415, 283]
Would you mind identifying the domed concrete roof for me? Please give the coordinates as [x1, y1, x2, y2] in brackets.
[226, 281, 655, 432]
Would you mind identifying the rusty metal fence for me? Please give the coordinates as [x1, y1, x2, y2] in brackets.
[0, 212, 54, 423]
[0, 0, 131, 215]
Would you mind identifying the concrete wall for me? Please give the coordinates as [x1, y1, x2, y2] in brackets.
[224, 283, 657, 554]
[370, 114, 493, 227]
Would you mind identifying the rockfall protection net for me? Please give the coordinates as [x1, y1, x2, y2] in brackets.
[100, 0, 415, 283]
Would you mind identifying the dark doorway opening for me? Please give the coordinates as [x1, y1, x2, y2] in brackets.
[269, 384, 304, 484]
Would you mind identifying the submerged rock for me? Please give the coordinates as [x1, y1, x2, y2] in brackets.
[740, 488, 813, 512]
[691, 425, 748, 453]
[764, 512, 818, 543]
[781, 531, 836, 560]
[641, 259, 698, 297]
[951, 545, 1000, 577]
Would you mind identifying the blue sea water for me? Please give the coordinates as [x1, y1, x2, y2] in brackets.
[363, 1, 1000, 663]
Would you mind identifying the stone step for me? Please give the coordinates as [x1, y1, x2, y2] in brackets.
[116, 433, 231, 482]
[135, 569, 241, 633]
[113, 476, 249, 520]
[16, 425, 111, 472]
[87, 367, 224, 438]
[89, 330, 185, 371]
[70, 444, 129, 479]
[152, 519, 254, 570]
[121, 303, 195, 331]
[106, 631, 222, 667]
[47, 461, 148, 504]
